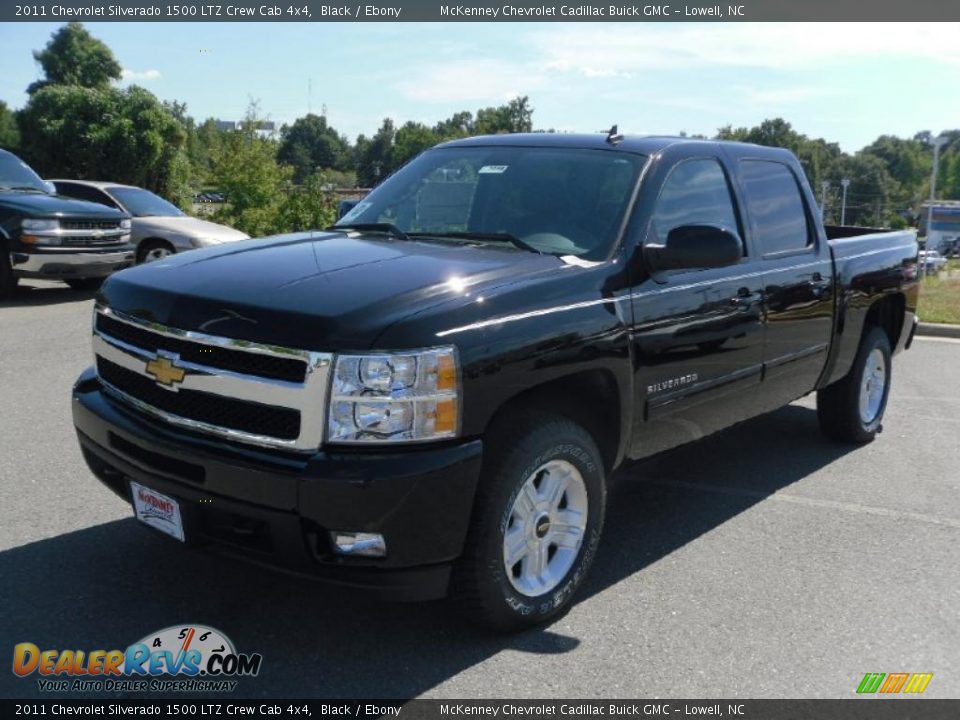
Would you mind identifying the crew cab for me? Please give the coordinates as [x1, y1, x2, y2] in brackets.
[0, 149, 133, 297]
[72, 135, 918, 630]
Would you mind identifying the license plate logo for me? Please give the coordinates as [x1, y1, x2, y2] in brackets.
[130, 482, 185, 542]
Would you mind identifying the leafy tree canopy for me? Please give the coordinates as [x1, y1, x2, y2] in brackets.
[278, 113, 352, 182]
[28, 22, 122, 95]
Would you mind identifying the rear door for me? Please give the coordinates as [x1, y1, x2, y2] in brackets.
[627, 148, 765, 459]
[734, 157, 834, 407]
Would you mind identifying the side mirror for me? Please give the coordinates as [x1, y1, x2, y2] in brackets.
[644, 224, 743, 273]
[337, 199, 359, 220]
[43, 180, 57, 195]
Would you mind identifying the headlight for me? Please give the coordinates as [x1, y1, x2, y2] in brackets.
[327, 346, 459, 444]
[21, 218, 59, 231]
[120, 218, 132, 230]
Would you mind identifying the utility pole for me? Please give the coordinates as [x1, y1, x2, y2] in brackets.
[840, 178, 850, 226]
[921, 134, 949, 278]
[820, 181, 830, 220]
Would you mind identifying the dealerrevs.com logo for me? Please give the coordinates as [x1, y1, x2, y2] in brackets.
[12, 625, 263, 693]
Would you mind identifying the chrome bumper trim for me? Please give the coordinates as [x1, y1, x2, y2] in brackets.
[13, 249, 134, 274]
[93, 308, 332, 452]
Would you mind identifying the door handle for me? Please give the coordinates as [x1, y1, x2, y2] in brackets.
[808, 277, 831, 297]
[730, 288, 761, 307]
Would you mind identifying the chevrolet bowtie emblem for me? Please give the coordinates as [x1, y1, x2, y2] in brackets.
[145, 355, 186, 388]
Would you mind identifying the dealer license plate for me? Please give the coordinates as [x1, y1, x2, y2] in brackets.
[130, 481, 185, 542]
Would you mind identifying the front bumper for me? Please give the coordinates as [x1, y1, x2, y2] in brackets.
[72, 369, 483, 600]
[11, 246, 135, 279]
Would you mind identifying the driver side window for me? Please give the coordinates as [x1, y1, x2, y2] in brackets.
[652, 158, 741, 250]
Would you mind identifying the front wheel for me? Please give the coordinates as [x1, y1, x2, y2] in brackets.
[137, 239, 175, 264]
[452, 413, 606, 632]
[817, 325, 892, 443]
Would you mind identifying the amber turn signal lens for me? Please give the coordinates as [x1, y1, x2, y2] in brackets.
[437, 352, 457, 392]
[434, 399, 458, 435]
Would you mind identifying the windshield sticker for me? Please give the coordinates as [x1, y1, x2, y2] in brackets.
[478, 165, 509, 174]
[341, 201, 372, 223]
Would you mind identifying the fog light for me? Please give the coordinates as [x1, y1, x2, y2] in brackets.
[330, 531, 386, 557]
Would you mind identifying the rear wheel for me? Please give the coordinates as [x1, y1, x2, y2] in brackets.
[452, 412, 606, 632]
[64, 277, 104, 291]
[0, 248, 18, 299]
[137, 239, 175, 264]
[817, 325, 892, 443]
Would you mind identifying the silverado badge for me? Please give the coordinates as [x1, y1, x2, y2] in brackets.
[145, 354, 186, 388]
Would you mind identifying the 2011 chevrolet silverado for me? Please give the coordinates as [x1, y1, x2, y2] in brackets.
[0, 149, 134, 297]
[72, 134, 919, 630]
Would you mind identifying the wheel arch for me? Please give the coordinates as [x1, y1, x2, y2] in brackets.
[136, 237, 176, 262]
[864, 292, 906, 351]
[481, 368, 625, 476]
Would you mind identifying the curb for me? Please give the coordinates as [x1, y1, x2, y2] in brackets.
[917, 322, 960, 339]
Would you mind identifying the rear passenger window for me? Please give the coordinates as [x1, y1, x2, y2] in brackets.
[740, 160, 812, 255]
[652, 159, 741, 244]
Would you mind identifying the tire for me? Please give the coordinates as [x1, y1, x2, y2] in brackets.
[452, 412, 606, 632]
[0, 247, 18, 299]
[817, 325, 892, 443]
[64, 277, 104, 291]
[137, 239, 175, 264]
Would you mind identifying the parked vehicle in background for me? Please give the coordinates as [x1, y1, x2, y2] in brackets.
[919, 250, 948, 273]
[52, 181, 248, 264]
[73, 134, 918, 631]
[0, 150, 133, 297]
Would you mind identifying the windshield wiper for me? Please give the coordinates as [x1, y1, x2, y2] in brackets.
[409, 231, 543, 254]
[330, 223, 411, 242]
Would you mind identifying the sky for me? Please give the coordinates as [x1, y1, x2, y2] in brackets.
[1, 22, 958, 152]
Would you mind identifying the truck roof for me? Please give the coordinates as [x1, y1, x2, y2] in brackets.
[438, 133, 793, 159]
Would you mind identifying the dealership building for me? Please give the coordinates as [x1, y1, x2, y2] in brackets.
[921, 201, 960, 252]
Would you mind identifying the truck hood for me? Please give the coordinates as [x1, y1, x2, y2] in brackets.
[0, 191, 126, 219]
[132, 215, 249, 242]
[100, 230, 566, 350]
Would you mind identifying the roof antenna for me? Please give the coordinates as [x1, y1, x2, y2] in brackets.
[605, 124, 623, 145]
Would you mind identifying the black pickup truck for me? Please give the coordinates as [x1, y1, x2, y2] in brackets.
[0, 149, 134, 297]
[72, 134, 918, 630]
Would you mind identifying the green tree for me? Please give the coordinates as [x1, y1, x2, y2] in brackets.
[0, 101, 20, 150]
[210, 102, 291, 236]
[434, 111, 474, 139]
[277, 172, 340, 232]
[278, 113, 352, 182]
[28, 23, 121, 95]
[474, 96, 534, 135]
[827, 154, 901, 227]
[190, 117, 224, 183]
[390, 121, 438, 171]
[356, 118, 395, 186]
[18, 84, 186, 197]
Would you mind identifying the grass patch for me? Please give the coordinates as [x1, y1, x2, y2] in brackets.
[919, 267, 960, 324]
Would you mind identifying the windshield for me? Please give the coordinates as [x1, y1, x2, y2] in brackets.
[109, 186, 184, 217]
[0, 152, 49, 193]
[336, 146, 646, 259]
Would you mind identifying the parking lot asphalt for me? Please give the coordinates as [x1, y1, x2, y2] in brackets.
[2, 280, 958, 700]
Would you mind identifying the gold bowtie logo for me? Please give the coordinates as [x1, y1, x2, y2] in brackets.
[145, 355, 186, 388]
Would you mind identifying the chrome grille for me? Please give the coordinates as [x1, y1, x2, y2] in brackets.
[92, 307, 331, 451]
[62, 219, 122, 231]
